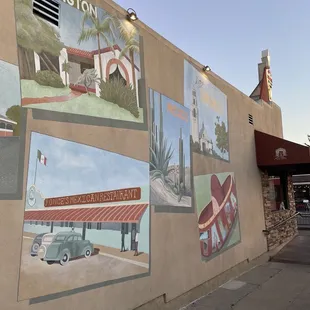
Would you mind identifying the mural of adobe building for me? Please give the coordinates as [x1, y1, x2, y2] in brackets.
[16, 0, 147, 129]
[0, 0, 308, 310]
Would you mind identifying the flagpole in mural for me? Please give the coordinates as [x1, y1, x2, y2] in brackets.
[33, 150, 47, 186]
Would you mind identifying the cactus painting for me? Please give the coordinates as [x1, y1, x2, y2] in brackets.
[149, 88, 192, 207]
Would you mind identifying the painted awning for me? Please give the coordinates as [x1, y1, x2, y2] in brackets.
[255, 130, 310, 174]
[24, 204, 148, 223]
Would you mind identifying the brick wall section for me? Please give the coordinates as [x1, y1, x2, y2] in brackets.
[261, 171, 298, 250]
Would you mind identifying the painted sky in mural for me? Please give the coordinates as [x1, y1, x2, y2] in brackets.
[15, 0, 143, 125]
[194, 172, 240, 261]
[184, 60, 229, 161]
[0, 60, 21, 116]
[27, 132, 149, 200]
[150, 88, 192, 208]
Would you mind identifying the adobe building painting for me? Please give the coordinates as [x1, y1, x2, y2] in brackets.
[0, 59, 22, 195]
[184, 60, 229, 161]
[149, 88, 192, 208]
[15, 0, 145, 126]
[18, 132, 150, 301]
[194, 172, 241, 260]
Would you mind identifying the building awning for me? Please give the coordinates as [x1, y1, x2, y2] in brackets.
[255, 130, 310, 174]
[24, 204, 148, 223]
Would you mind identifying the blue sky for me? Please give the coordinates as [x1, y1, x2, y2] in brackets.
[27, 132, 149, 198]
[59, 1, 140, 66]
[184, 60, 229, 160]
[115, 0, 310, 145]
[0, 60, 21, 116]
[151, 89, 191, 168]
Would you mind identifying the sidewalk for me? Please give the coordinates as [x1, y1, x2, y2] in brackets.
[182, 261, 310, 309]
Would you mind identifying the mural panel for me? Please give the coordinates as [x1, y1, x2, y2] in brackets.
[194, 172, 241, 260]
[14, 0, 146, 128]
[0, 59, 22, 195]
[149, 88, 192, 208]
[18, 132, 150, 301]
[184, 60, 229, 161]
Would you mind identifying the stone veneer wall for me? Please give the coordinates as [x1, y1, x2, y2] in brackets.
[261, 171, 298, 250]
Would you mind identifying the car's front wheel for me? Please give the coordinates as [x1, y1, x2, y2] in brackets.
[84, 247, 92, 258]
[59, 250, 70, 266]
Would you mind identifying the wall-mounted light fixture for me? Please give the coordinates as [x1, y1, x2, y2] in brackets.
[202, 65, 211, 72]
[127, 8, 138, 21]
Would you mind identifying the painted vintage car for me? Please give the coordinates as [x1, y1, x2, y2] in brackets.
[37, 231, 94, 266]
[30, 232, 50, 256]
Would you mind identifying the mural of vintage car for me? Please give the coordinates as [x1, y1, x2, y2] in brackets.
[30, 232, 50, 256]
[37, 231, 94, 266]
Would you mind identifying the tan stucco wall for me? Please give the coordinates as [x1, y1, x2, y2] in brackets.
[0, 0, 283, 309]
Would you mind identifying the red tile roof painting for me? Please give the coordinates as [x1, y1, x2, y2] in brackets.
[24, 204, 148, 224]
[66, 47, 93, 60]
[66, 44, 140, 71]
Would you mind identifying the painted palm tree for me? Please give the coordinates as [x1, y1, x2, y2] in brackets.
[62, 60, 71, 86]
[78, 11, 116, 79]
[75, 68, 100, 95]
[117, 20, 140, 90]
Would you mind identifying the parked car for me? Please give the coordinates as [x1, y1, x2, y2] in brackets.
[37, 231, 94, 266]
[30, 232, 49, 256]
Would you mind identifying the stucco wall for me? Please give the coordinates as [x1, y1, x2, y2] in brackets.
[0, 0, 284, 309]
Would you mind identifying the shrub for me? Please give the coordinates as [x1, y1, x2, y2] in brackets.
[99, 78, 139, 118]
[34, 70, 65, 88]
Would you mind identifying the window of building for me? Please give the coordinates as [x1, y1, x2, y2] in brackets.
[6, 124, 13, 130]
[60, 222, 64, 227]
[80, 62, 93, 73]
[69, 222, 73, 228]
[87, 222, 92, 229]
[0, 123, 5, 129]
[65, 222, 69, 228]
[96, 223, 102, 230]
[268, 174, 289, 211]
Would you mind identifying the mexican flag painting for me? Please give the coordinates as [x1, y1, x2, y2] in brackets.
[37, 150, 47, 166]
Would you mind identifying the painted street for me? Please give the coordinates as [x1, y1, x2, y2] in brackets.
[19, 238, 148, 301]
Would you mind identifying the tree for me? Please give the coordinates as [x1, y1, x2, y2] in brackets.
[6, 105, 21, 136]
[117, 20, 140, 90]
[214, 117, 229, 156]
[75, 68, 100, 95]
[78, 11, 116, 79]
[305, 135, 310, 147]
[15, 0, 65, 78]
[62, 60, 71, 87]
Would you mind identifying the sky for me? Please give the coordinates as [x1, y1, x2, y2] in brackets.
[26, 132, 149, 198]
[151, 89, 191, 168]
[184, 60, 229, 160]
[0, 60, 21, 116]
[115, 0, 310, 146]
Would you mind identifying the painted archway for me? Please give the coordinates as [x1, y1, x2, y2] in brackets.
[105, 58, 130, 86]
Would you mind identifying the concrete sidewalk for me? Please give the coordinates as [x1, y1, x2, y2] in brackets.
[182, 261, 310, 310]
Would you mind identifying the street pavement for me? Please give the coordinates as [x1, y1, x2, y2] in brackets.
[182, 261, 310, 310]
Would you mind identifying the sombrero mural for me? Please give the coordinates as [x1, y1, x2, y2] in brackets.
[194, 172, 241, 260]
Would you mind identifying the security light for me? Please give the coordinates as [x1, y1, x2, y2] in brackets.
[202, 65, 211, 72]
[127, 8, 138, 21]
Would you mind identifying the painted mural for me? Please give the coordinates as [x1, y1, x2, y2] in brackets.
[18, 132, 150, 301]
[14, 0, 144, 125]
[184, 60, 229, 161]
[0, 60, 22, 195]
[149, 89, 192, 207]
[194, 172, 241, 260]
[0, 59, 21, 137]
